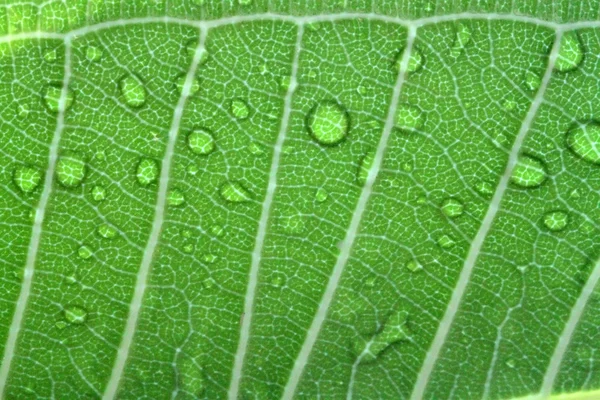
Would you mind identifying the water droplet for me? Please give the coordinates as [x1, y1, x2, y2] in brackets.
[203, 277, 216, 289]
[281, 214, 305, 234]
[395, 104, 424, 131]
[524, 70, 542, 91]
[441, 198, 464, 218]
[450, 23, 472, 58]
[192, 0, 206, 6]
[44, 48, 57, 62]
[353, 308, 410, 363]
[307, 101, 349, 146]
[210, 224, 224, 237]
[395, 47, 423, 72]
[202, 254, 217, 264]
[136, 158, 159, 186]
[543, 210, 569, 231]
[405, 259, 422, 272]
[365, 276, 377, 288]
[357, 85, 367, 95]
[91, 185, 106, 202]
[188, 129, 215, 155]
[555, 32, 583, 72]
[416, 195, 427, 205]
[179, 356, 206, 395]
[503, 99, 517, 111]
[566, 123, 600, 165]
[65, 274, 77, 285]
[94, 149, 106, 161]
[475, 180, 494, 197]
[437, 234, 456, 249]
[77, 245, 93, 259]
[187, 164, 199, 175]
[401, 161, 413, 172]
[506, 359, 516, 368]
[13, 166, 41, 193]
[231, 99, 250, 120]
[280, 76, 291, 92]
[315, 188, 328, 203]
[249, 142, 263, 155]
[86, 45, 103, 62]
[182, 229, 193, 239]
[168, 189, 185, 207]
[17, 104, 29, 118]
[64, 305, 87, 325]
[569, 188, 581, 199]
[183, 243, 194, 254]
[43, 85, 74, 113]
[97, 223, 117, 239]
[357, 151, 375, 185]
[220, 181, 251, 203]
[176, 74, 200, 95]
[120, 75, 146, 108]
[56, 154, 86, 188]
[510, 155, 546, 188]
[270, 272, 286, 287]
[55, 321, 67, 330]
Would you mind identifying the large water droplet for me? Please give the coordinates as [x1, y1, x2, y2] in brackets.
[56, 154, 86, 188]
[77, 245, 93, 260]
[91, 185, 106, 202]
[450, 23, 472, 58]
[220, 181, 250, 203]
[64, 305, 87, 325]
[566, 123, 600, 165]
[441, 198, 464, 218]
[188, 129, 215, 155]
[395, 104, 424, 131]
[97, 223, 117, 239]
[357, 151, 375, 185]
[44, 85, 74, 113]
[555, 32, 583, 72]
[13, 166, 41, 193]
[168, 189, 185, 207]
[353, 308, 410, 363]
[510, 155, 546, 188]
[136, 158, 159, 186]
[120, 75, 146, 108]
[307, 101, 349, 146]
[231, 99, 250, 120]
[395, 47, 423, 72]
[86, 45, 103, 62]
[543, 210, 569, 231]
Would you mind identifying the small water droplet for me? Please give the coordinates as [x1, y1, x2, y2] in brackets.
[280, 76, 291, 92]
[365, 276, 377, 288]
[231, 99, 250, 120]
[13, 166, 41, 193]
[65, 275, 77, 285]
[401, 161, 413, 172]
[270, 272, 286, 287]
[182, 229, 193, 239]
[220, 181, 251, 203]
[395, 104, 424, 131]
[357, 85, 367, 95]
[136, 158, 159, 186]
[524, 70, 542, 91]
[437, 234, 456, 249]
[503, 99, 517, 111]
[357, 151, 375, 185]
[203, 277, 216, 289]
[97, 223, 117, 239]
[187, 164, 199, 175]
[506, 359, 516, 368]
[543, 210, 569, 231]
[91, 185, 106, 202]
[17, 103, 29, 118]
[569, 188, 580, 199]
[249, 142, 263, 155]
[94, 149, 106, 161]
[510, 155, 546, 188]
[395, 47, 423, 72]
[555, 32, 583, 72]
[475, 180, 494, 197]
[176, 74, 200, 95]
[178, 355, 206, 395]
[86, 45, 103, 62]
[77, 245, 93, 259]
[55, 320, 67, 330]
[238, 0, 252, 5]
[202, 254, 217, 264]
[315, 188, 328, 203]
[43, 85, 74, 113]
[353, 308, 410, 363]
[566, 123, 600, 165]
[168, 189, 185, 207]
[44, 48, 57, 62]
[210, 224, 224, 237]
[120, 75, 146, 108]
[405, 259, 422, 272]
[64, 305, 87, 325]
[307, 101, 349, 146]
[441, 198, 464, 218]
[416, 195, 427, 205]
[183, 243, 194, 254]
[188, 129, 215, 155]
[56, 154, 86, 188]
[450, 23, 472, 58]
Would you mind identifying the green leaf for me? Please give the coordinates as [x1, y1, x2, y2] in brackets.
[0, 2, 599, 400]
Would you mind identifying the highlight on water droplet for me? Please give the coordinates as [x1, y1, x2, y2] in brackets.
[357, 151, 375, 185]
[168, 189, 185, 207]
[188, 128, 215, 155]
[441, 198, 464, 218]
[450, 23, 472, 58]
[97, 223, 117, 239]
[555, 32, 583, 72]
[86, 45, 103, 62]
[395, 46, 423, 72]
[231, 99, 250, 120]
[77, 245, 93, 260]
[566, 122, 600, 165]
[136, 158, 159, 186]
[307, 100, 349, 146]
[13, 166, 41, 193]
[510, 155, 546, 188]
[220, 181, 251, 203]
[543, 210, 569, 231]
[91, 185, 106, 202]
[56, 154, 86, 188]
[43, 85, 74, 113]
[64, 305, 87, 325]
[395, 104, 424, 131]
[120, 74, 146, 108]
[176, 74, 200, 95]
[315, 187, 328, 203]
